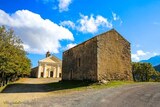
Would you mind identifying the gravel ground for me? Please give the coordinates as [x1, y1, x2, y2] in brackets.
[19, 83, 160, 107]
[1, 78, 160, 107]
[0, 78, 60, 107]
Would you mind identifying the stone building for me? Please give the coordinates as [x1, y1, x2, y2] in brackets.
[31, 51, 62, 78]
[62, 29, 132, 81]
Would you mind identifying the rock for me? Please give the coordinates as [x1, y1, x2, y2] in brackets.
[99, 80, 109, 84]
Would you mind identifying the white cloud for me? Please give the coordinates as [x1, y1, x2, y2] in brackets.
[37, 0, 72, 12]
[131, 54, 140, 61]
[58, 0, 72, 12]
[153, 52, 158, 56]
[77, 14, 112, 33]
[0, 9, 74, 54]
[60, 20, 75, 29]
[65, 43, 77, 50]
[131, 50, 158, 62]
[112, 12, 120, 21]
[112, 12, 123, 25]
[60, 14, 112, 34]
[131, 50, 149, 62]
[137, 50, 148, 56]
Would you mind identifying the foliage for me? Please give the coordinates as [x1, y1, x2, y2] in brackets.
[132, 62, 159, 82]
[153, 72, 160, 82]
[0, 25, 31, 86]
[154, 64, 160, 72]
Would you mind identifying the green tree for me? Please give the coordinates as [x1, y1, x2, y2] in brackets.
[0, 26, 31, 86]
[152, 71, 160, 82]
[132, 62, 157, 82]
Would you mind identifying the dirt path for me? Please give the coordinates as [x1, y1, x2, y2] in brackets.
[17, 83, 160, 107]
[0, 78, 60, 107]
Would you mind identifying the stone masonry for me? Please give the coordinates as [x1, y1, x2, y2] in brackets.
[62, 29, 132, 81]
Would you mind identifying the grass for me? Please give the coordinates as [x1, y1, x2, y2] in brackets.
[0, 82, 13, 93]
[47, 80, 135, 93]
[0, 80, 134, 93]
[0, 85, 7, 92]
[91, 81, 135, 89]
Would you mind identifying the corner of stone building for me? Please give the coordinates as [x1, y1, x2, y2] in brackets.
[96, 30, 133, 81]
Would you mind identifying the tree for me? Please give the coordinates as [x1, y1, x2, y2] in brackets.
[0, 26, 31, 86]
[132, 62, 157, 82]
[155, 72, 160, 82]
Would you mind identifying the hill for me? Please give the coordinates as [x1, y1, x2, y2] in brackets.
[140, 55, 160, 66]
[154, 64, 160, 72]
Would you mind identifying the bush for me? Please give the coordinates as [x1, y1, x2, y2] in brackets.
[132, 62, 158, 82]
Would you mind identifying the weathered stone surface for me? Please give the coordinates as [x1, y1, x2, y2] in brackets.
[62, 29, 132, 81]
[30, 67, 38, 78]
[97, 30, 132, 81]
[62, 37, 98, 81]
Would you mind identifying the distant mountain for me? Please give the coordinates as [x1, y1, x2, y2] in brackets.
[140, 55, 160, 66]
[154, 64, 160, 72]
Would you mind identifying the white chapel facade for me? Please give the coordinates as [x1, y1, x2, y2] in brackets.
[37, 51, 62, 78]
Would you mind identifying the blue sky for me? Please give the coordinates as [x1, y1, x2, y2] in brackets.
[0, 0, 160, 67]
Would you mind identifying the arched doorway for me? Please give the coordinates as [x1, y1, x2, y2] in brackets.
[41, 72, 43, 77]
[50, 71, 54, 77]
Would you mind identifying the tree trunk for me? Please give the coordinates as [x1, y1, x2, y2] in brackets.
[0, 72, 2, 87]
[2, 71, 6, 86]
[132, 72, 136, 81]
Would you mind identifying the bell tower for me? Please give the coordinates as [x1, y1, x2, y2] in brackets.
[46, 51, 51, 57]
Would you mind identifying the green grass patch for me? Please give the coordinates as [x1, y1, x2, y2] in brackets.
[0, 82, 13, 93]
[0, 85, 7, 92]
[47, 80, 135, 92]
[91, 81, 135, 89]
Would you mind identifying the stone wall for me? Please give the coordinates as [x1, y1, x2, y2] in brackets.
[62, 29, 132, 81]
[62, 37, 98, 81]
[30, 67, 38, 78]
[97, 30, 132, 81]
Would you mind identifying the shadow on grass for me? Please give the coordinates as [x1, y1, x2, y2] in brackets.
[1, 80, 94, 93]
